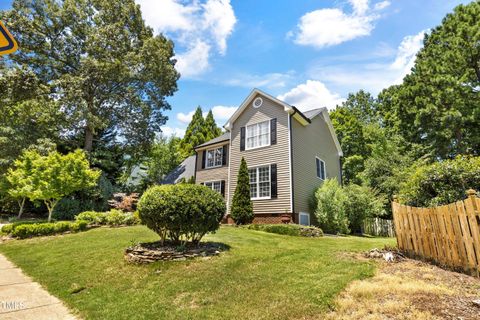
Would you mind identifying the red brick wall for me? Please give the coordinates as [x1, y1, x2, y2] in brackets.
[224, 213, 293, 225]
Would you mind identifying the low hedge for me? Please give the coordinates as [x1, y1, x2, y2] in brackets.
[1, 221, 89, 239]
[246, 224, 323, 237]
[74, 209, 140, 226]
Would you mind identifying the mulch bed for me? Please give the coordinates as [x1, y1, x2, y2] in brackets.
[124, 241, 228, 263]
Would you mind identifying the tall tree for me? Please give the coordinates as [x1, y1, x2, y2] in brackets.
[203, 110, 222, 141]
[330, 91, 379, 184]
[2, 0, 179, 158]
[378, 1, 480, 159]
[230, 157, 254, 225]
[179, 107, 205, 159]
[0, 66, 62, 173]
[143, 135, 182, 185]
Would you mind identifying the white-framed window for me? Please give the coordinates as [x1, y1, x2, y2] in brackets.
[246, 120, 270, 150]
[316, 157, 326, 180]
[204, 181, 222, 193]
[248, 165, 270, 199]
[299, 212, 310, 226]
[206, 147, 223, 168]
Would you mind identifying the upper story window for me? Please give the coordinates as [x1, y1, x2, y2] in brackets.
[246, 120, 270, 150]
[316, 157, 326, 180]
[249, 165, 271, 199]
[206, 147, 223, 168]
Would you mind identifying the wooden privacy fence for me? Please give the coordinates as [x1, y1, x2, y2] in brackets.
[392, 189, 480, 276]
[362, 217, 395, 237]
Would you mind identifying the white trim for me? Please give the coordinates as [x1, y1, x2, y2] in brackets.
[253, 97, 263, 108]
[287, 114, 293, 213]
[299, 212, 310, 226]
[321, 110, 343, 157]
[248, 164, 271, 200]
[315, 156, 326, 180]
[205, 146, 223, 169]
[245, 120, 271, 150]
[226, 132, 232, 213]
[224, 88, 291, 129]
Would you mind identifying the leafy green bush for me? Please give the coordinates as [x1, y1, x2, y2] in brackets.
[75, 211, 107, 224]
[75, 210, 138, 226]
[138, 184, 226, 245]
[313, 179, 350, 234]
[400, 156, 480, 207]
[343, 184, 385, 233]
[52, 198, 81, 220]
[106, 209, 125, 226]
[4, 221, 89, 239]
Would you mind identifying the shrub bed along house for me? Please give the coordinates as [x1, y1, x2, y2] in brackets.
[246, 224, 323, 237]
[1, 221, 89, 239]
[75, 209, 140, 226]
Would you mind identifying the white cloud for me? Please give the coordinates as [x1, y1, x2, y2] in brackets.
[175, 41, 211, 77]
[374, 1, 391, 11]
[306, 30, 426, 94]
[136, 0, 236, 78]
[290, 0, 390, 48]
[161, 126, 186, 138]
[278, 80, 346, 111]
[224, 72, 294, 89]
[177, 105, 236, 124]
[211, 105, 237, 121]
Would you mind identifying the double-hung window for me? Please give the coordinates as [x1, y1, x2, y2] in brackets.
[316, 157, 326, 180]
[206, 147, 223, 168]
[246, 120, 270, 150]
[204, 181, 222, 193]
[248, 165, 271, 199]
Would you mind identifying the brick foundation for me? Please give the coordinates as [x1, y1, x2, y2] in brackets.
[223, 213, 293, 225]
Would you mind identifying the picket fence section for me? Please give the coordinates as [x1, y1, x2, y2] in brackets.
[362, 217, 395, 237]
[392, 189, 480, 276]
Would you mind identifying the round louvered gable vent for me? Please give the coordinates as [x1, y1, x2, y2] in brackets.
[253, 97, 263, 108]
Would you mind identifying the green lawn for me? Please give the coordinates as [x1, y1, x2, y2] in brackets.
[0, 226, 395, 320]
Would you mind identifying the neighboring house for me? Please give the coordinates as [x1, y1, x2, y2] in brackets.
[160, 155, 196, 184]
[193, 88, 343, 225]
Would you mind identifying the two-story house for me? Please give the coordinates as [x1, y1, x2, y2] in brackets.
[193, 88, 343, 226]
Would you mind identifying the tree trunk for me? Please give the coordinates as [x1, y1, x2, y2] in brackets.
[17, 198, 26, 219]
[84, 126, 94, 152]
[45, 200, 58, 222]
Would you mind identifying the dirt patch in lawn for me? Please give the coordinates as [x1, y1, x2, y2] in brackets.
[326, 258, 480, 320]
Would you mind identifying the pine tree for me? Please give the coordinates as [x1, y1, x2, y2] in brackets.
[231, 157, 254, 225]
[179, 106, 205, 158]
[204, 110, 222, 141]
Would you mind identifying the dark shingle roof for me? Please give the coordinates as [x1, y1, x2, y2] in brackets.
[160, 155, 196, 184]
[194, 132, 230, 149]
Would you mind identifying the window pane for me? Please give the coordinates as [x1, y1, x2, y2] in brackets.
[213, 181, 221, 193]
[321, 161, 326, 180]
[215, 148, 223, 166]
[205, 182, 212, 188]
[207, 150, 214, 167]
[259, 182, 270, 197]
[248, 168, 257, 198]
[258, 166, 270, 182]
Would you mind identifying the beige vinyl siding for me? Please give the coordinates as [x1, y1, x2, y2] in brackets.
[291, 112, 341, 215]
[227, 94, 291, 215]
[195, 142, 229, 191]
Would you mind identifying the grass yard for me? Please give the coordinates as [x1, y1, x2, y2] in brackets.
[0, 226, 394, 320]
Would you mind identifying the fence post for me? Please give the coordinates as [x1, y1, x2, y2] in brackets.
[466, 189, 480, 277]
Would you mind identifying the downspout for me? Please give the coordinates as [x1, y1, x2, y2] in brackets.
[288, 112, 295, 221]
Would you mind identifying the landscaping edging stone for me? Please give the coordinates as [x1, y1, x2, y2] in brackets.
[124, 241, 226, 263]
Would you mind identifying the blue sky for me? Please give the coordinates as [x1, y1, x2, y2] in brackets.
[1, 0, 470, 137]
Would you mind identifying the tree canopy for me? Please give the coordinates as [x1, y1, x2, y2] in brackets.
[1, 0, 179, 160]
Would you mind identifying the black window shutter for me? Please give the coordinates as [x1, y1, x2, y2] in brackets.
[271, 164, 277, 198]
[270, 118, 277, 145]
[240, 127, 246, 151]
[202, 150, 206, 169]
[221, 180, 225, 197]
[222, 145, 228, 166]
[200, 182, 204, 186]
[316, 158, 320, 178]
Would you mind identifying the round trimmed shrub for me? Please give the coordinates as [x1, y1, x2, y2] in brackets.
[138, 184, 226, 244]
